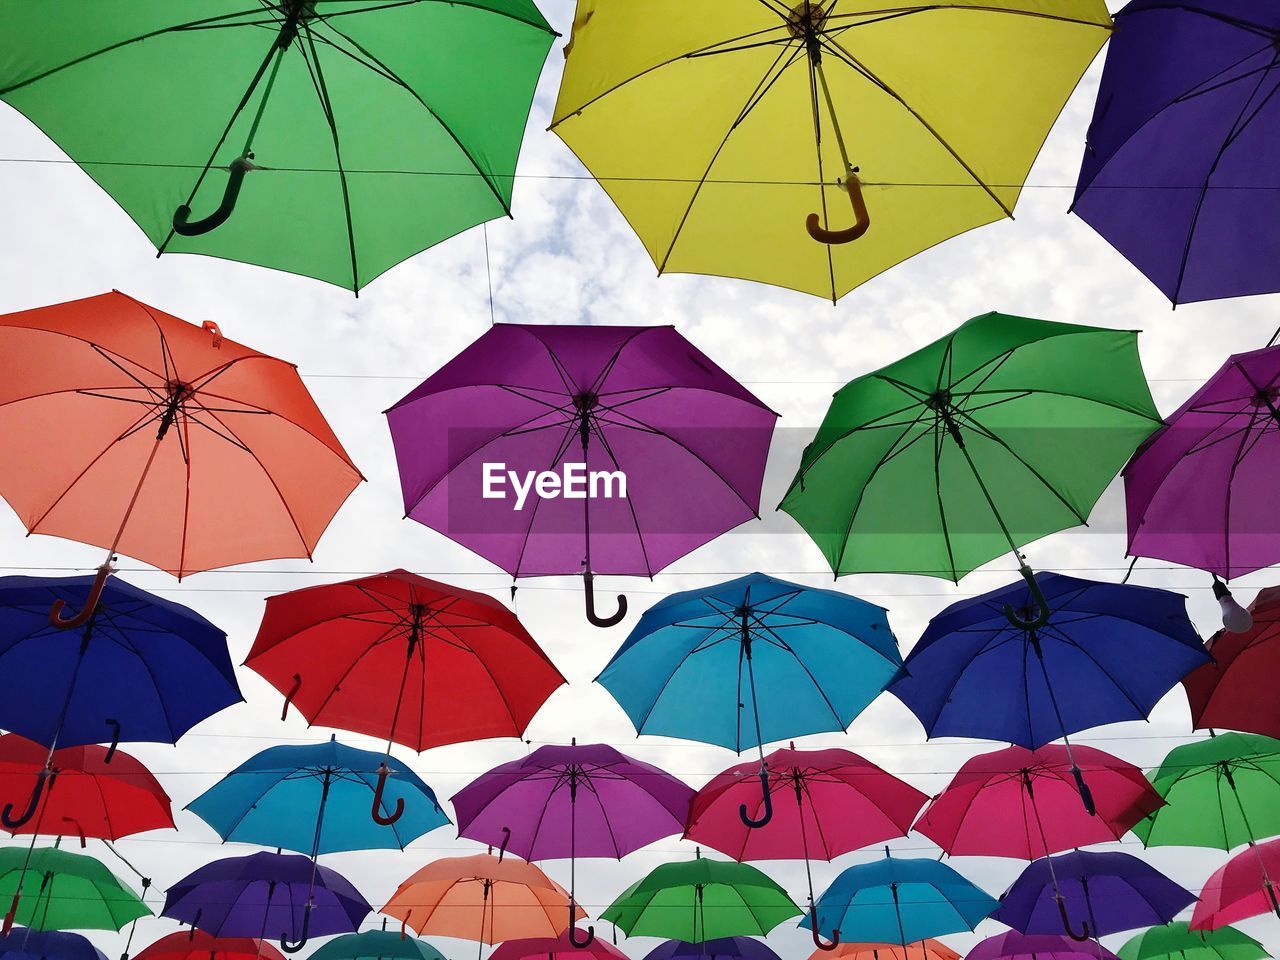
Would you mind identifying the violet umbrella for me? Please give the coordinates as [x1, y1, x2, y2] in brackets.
[385, 324, 778, 627]
[451, 741, 694, 947]
[967, 933, 1120, 960]
[643, 939, 781, 960]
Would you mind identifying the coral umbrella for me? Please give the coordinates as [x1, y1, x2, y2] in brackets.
[308, 930, 444, 960]
[1191, 837, 1280, 929]
[0, 846, 148, 934]
[0, 929, 106, 960]
[132, 932, 286, 960]
[490, 931, 629, 960]
[383, 853, 583, 945]
[913, 745, 1164, 860]
[1118, 923, 1267, 960]
[645, 938, 782, 960]
[810, 942, 958, 960]
[385, 324, 777, 627]
[1185, 590, 1280, 737]
[968, 933, 1119, 960]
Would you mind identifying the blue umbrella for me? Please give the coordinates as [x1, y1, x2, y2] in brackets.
[801, 851, 998, 944]
[0, 575, 241, 827]
[596, 573, 903, 826]
[308, 930, 446, 960]
[0, 928, 106, 960]
[188, 736, 449, 854]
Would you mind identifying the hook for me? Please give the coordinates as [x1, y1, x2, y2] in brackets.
[50, 564, 112, 629]
[173, 157, 254, 237]
[497, 827, 511, 862]
[738, 768, 774, 828]
[201, 321, 223, 348]
[810, 902, 839, 951]
[568, 902, 595, 948]
[806, 167, 870, 245]
[1070, 764, 1096, 816]
[2, 770, 49, 829]
[1056, 896, 1091, 941]
[188, 912, 203, 940]
[400, 912, 411, 941]
[371, 763, 405, 826]
[583, 571, 627, 628]
[1004, 566, 1051, 630]
[103, 719, 121, 764]
[61, 817, 86, 849]
[281, 674, 302, 722]
[280, 906, 311, 953]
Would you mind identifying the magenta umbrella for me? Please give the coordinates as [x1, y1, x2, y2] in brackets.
[967, 933, 1120, 960]
[385, 325, 778, 627]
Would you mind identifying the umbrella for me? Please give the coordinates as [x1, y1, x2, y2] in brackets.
[385, 324, 777, 627]
[490, 932, 629, 960]
[601, 852, 801, 942]
[452, 741, 694, 946]
[913, 745, 1164, 860]
[0, 2, 555, 292]
[162, 851, 371, 952]
[308, 930, 444, 960]
[1191, 837, 1280, 929]
[1185, 588, 1280, 736]
[993, 851, 1196, 940]
[644, 938, 782, 960]
[550, 1, 1111, 301]
[132, 932, 286, 960]
[1118, 922, 1267, 960]
[383, 853, 583, 945]
[1133, 732, 1280, 849]
[1071, 1, 1280, 306]
[0, 929, 106, 960]
[807, 942, 959, 960]
[684, 744, 927, 949]
[801, 851, 997, 945]
[968, 933, 1119, 960]
[892, 573, 1207, 810]
[780, 313, 1160, 600]
[0, 847, 148, 935]
[244, 570, 565, 819]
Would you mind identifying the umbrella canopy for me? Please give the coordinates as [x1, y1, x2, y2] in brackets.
[491, 932, 630, 960]
[0, 929, 106, 960]
[550, 1, 1110, 301]
[0, 733, 172, 840]
[1072, 1, 1280, 305]
[1191, 837, 1280, 929]
[1133, 733, 1280, 849]
[968, 933, 1119, 960]
[913, 745, 1164, 860]
[781, 313, 1160, 582]
[993, 851, 1196, 938]
[645, 939, 782, 960]
[1185, 588, 1280, 737]
[809, 942, 959, 960]
[307, 931, 444, 960]
[385, 324, 778, 627]
[383, 853, 582, 945]
[0, 847, 148, 932]
[1118, 922, 1267, 960]
[187, 736, 449, 854]
[0, 2, 555, 292]
[1125, 345, 1280, 580]
[801, 854, 997, 945]
[133, 932, 286, 960]
[601, 855, 801, 942]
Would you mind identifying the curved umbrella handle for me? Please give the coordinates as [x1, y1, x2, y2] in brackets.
[280, 908, 311, 953]
[281, 674, 302, 722]
[50, 564, 112, 629]
[399, 913, 411, 941]
[2, 892, 20, 936]
[371, 763, 405, 826]
[173, 157, 253, 237]
[497, 826, 511, 862]
[1071, 764, 1096, 816]
[2, 769, 49, 829]
[809, 903, 839, 951]
[61, 817, 86, 848]
[1003, 566, 1051, 630]
[584, 572, 627, 628]
[806, 168, 870, 245]
[103, 719, 121, 764]
[568, 903, 595, 949]
[1057, 897, 1091, 941]
[738, 769, 774, 828]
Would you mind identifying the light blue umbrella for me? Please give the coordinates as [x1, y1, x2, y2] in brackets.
[596, 573, 903, 827]
[307, 929, 446, 960]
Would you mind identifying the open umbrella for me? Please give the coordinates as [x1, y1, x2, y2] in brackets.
[1071, 0, 1280, 306]
[0, 847, 148, 935]
[550, 1, 1110, 301]
[1118, 923, 1267, 960]
[1185, 589, 1280, 736]
[969, 933, 1119, 960]
[490, 932, 629, 960]
[452, 741, 693, 947]
[1192, 837, 1280, 928]
[808, 942, 958, 960]
[0, 1, 555, 292]
[132, 932, 286, 960]
[0, 929, 106, 960]
[385, 324, 777, 627]
[307, 931, 442, 960]
[645, 939, 782, 960]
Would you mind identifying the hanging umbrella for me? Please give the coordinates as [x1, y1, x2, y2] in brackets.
[801, 851, 997, 945]
[162, 852, 371, 952]
[644, 938, 783, 960]
[550, 1, 1111, 301]
[684, 744, 927, 950]
[308, 931, 444, 960]
[780, 313, 1160, 597]
[244, 570, 565, 818]
[383, 853, 583, 945]
[0, 2, 555, 292]
[0, 846, 148, 934]
[385, 324, 778, 627]
[892, 573, 1207, 810]
[1192, 837, 1280, 929]
[968, 933, 1120, 960]
[1071, 1, 1280, 306]
[1133, 732, 1280, 849]
[490, 932, 630, 960]
[993, 851, 1196, 940]
[1185, 589, 1280, 736]
[807, 942, 959, 960]
[452, 741, 694, 946]
[132, 932, 286, 960]
[1118, 922, 1267, 960]
[0, 929, 106, 960]
[601, 852, 801, 942]
[913, 745, 1164, 860]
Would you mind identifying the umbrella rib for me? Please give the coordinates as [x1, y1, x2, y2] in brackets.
[802, 25, 838, 303]
[508, 415, 584, 579]
[308, 623, 410, 721]
[1115, 3, 1274, 40]
[825, 4, 1113, 30]
[1042, 626, 1154, 722]
[1220, 401, 1266, 577]
[931, 416, 959, 582]
[314, 0, 557, 36]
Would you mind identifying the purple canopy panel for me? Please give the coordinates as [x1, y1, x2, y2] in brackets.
[966, 933, 1120, 960]
[642, 939, 782, 960]
[1073, 0, 1280, 305]
[1125, 344, 1280, 578]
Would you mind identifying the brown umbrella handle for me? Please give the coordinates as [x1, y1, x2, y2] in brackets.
[1057, 896, 1091, 941]
[50, 564, 112, 629]
[810, 901, 840, 951]
[371, 763, 405, 825]
[806, 169, 870, 245]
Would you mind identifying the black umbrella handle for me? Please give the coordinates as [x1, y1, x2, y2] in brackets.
[281, 905, 311, 953]
[49, 564, 112, 629]
[739, 770, 774, 828]
[584, 571, 627, 628]
[1071, 764, 1097, 816]
[1, 769, 49, 829]
[371, 763, 405, 826]
[809, 902, 840, 951]
[173, 157, 253, 237]
[1003, 566, 1051, 630]
[568, 901, 594, 948]
[807, 168, 870, 245]
[1057, 896, 1091, 941]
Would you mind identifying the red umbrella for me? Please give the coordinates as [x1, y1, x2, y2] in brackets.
[1191, 837, 1280, 930]
[1185, 585, 1280, 737]
[0, 733, 171, 841]
[133, 931, 286, 960]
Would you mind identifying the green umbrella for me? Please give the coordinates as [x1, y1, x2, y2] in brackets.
[1133, 733, 1280, 850]
[308, 930, 445, 960]
[0, 1, 555, 292]
[0, 847, 149, 932]
[601, 852, 800, 943]
[780, 312, 1160, 621]
[1118, 922, 1269, 960]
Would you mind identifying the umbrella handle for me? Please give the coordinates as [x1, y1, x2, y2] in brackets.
[281, 674, 302, 721]
[104, 719, 121, 764]
[49, 564, 112, 630]
[1003, 566, 1051, 630]
[1057, 897, 1091, 941]
[400, 913, 411, 941]
[497, 826, 511, 862]
[568, 903, 595, 949]
[1071, 764, 1096, 816]
[806, 168, 870, 245]
[809, 903, 840, 951]
[61, 817, 86, 849]
[738, 770, 774, 828]
[173, 156, 253, 236]
[584, 572, 627, 628]
[1, 769, 49, 829]
[371, 763, 405, 825]
[188, 912, 202, 940]
[280, 906, 311, 953]
[2, 892, 19, 936]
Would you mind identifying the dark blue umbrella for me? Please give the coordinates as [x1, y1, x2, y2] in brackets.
[0, 575, 241, 828]
[643, 939, 781, 960]
[0, 929, 106, 960]
[994, 850, 1196, 940]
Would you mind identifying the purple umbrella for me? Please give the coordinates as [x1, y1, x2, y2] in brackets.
[1072, 1, 1280, 305]
[161, 852, 370, 953]
[993, 851, 1197, 940]
[967, 933, 1121, 960]
[643, 938, 781, 960]
[451, 741, 694, 946]
[385, 324, 777, 627]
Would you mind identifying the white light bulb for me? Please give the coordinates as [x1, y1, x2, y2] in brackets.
[1213, 578, 1253, 634]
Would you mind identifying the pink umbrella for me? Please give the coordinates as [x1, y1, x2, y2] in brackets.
[1191, 837, 1280, 930]
[489, 932, 628, 960]
[967, 933, 1119, 960]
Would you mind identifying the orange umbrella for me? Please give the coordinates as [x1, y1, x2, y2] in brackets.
[383, 853, 585, 945]
[0, 291, 362, 623]
[810, 942, 961, 960]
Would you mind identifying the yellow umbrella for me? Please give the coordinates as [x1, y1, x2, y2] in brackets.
[551, 0, 1111, 302]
